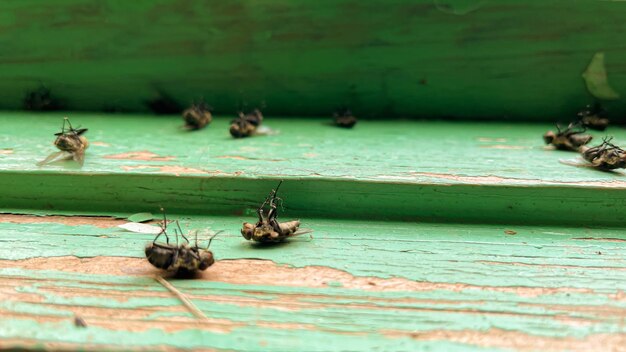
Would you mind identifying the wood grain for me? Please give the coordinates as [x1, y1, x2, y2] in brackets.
[0, 214, 625, 351]
[2, 113, 626, 225]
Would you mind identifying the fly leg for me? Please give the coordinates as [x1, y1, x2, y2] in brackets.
[153, 230, 170, 244]
[176, 220, 189, 244]
[257, 196, 270, 222]
[267, 200, 283, 236]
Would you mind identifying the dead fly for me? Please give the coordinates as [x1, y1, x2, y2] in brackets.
[23, 85, 63, 111]
[144, 212, 219, 274]
[241, 181, 309, 243]
[146, 89, 182, 115]
[581, 137, 626, 170]
[182, 101, 213, 130]
[333, 108, 357, 128]
[37, 117, 89, 166]
[543, 123, 592, 151]
[578, 103, 609, 131]
[229, 109, 264, 138]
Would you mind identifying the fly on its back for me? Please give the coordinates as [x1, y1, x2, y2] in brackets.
[543, 122, 592, 152]
[182, 101, 213, 130]
[229, 109, 264, 138]
[37, 117, 89, 166]
[581, 137, 626, 170]
[577, 103, 609, 131]
[241, 181, 311, 243]
[144, 211, 219, 274]
[333, 108, 357, 128]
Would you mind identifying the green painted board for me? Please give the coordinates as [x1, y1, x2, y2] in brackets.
[0, 213, 625, 350]
[0, 0, 625, 120]
[2, 113, 626, 226]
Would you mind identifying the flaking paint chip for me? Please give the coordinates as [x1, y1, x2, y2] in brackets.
[128, 212, 154, 223]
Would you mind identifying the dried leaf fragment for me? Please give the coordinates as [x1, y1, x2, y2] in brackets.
[582, 52, 620, 100]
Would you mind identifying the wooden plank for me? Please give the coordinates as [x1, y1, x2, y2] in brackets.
[0, 1, 624, 119]
[2, 113, 626, 225]
[0, 213, 625, 351]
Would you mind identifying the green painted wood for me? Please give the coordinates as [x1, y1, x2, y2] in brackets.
[1, 213, 625, 350]
[2, 215, 625, 290]
[0, 0, 625, 120]
[2, 113, 626, 226]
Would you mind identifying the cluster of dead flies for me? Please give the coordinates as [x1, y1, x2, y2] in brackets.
[37, 105, 356, 166]
[141, 181, 309, 276]
[543, 103, 626, 171]
[182, 103, 356, 135]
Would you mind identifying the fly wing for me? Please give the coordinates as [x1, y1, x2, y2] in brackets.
[118, 222, 163, 234]
[72, 150, 85, 166]
[254, 125, 279, 136]
[37, 151, 66, 166]
[558, 157, 596, 168]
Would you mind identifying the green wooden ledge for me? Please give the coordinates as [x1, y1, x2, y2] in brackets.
[1, 214, 625, 351]
[2, 112, 626, 226]
[2, 112, 626, 350]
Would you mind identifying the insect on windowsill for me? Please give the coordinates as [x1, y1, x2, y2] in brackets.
[333, 108, 357, 128]
[37, 117, 89, 166]
[146, 89, 182, 115]
[144, 211, 220, 275]
[577, 103, 609, 131]
[182, 101, 213, 130]
[23, 85, 63, 111]
[543, 122, 592, 152]
[581, 137, 626, 170]
[241, 181, 311, 243]
[229, 109, 265, 138]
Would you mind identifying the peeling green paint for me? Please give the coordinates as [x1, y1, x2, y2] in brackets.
[0, 318, 493, 352]
[2, 111, 626, 349]
[127, 213, 154, 223]
[2, 262, 625, 349]
[3, 114, 626, 226]
[1, 217, 625, 292]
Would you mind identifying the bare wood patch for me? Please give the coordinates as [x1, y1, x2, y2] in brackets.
[480, 145, 529, 150]
[216, 155, 285, 161]
[120, 165, 244, 177]
[0, 214, 126, 228]
[411, 171, 626, 187]
[0, 303, 186, 323]
[477, 138, 507, 142]
[216, 155, 249, 160]
[2, 335, 220, 351]
[572, 237, 626, 243]
[478, 260, 626, 272]
[104, 151, 175, 161]
[0, 256, 601, 297]
[382, 328, 626, 352]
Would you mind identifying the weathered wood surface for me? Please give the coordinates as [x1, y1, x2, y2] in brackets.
[2, 113, 626, 225]
[0, 213, 625, 351]
[0, 1, 625, 119]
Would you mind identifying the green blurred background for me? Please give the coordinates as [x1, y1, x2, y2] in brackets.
[1, 0, 624, 120]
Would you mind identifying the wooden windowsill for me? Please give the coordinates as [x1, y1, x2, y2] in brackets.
[1, 112, 625, 226]
[1, 112, 626, 351]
